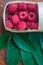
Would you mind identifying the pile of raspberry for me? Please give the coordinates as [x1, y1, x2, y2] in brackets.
[5, 2, 38, 30]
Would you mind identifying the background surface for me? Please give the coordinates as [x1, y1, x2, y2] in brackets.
[0, 0, 43, 65]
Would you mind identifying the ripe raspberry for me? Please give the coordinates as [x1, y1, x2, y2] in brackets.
[14, 11, 18, 15]
[6, 3, 18, 14]
[26, 22, 30, 29]
[17, 21, 26, 30]
[6, 15, 12, 20]
[19, 2, 27, 10]
[28, 4, 37, 12]
[12, 15, 20, 24]
[30, 22, 38, 30]
[19, 11, 28, 20]
[28, 12, 37, 22]
[6, 20, 13, 28]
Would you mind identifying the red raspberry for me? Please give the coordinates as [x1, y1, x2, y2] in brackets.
[14, 11, 18, 15]
[6, 3, 18, 14]
[6, 15, 12, 20]
[12, 15, 20, 24]
[30, 22, 38, 30]
[19, 11, 28, 20]
[28, 4, 37, 12]
[19, 2, 27, 10]
[6, 20, 13, 28]
[17, 21, 26, 30]
[26, 22, 30, 29]
[28, 12, 37, 22]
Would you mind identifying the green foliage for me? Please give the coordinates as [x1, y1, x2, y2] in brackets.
[0, 32, 12, 49]
[20, 50, 38, 65]
[0, 32, 43, 65]
[12, 33, 36, 53]
[6, 38, 21, 65]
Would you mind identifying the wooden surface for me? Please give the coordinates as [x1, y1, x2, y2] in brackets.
[0, 0, 43, 65]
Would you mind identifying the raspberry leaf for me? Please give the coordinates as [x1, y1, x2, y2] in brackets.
[0, 32, 12, 49]
[39, 33, 43, 50]
[12, 33, 43, 65]
[28, 33, 43, 65]
[6, 38, 21, 65]
[12, 33, 36, 53]
[20, 50, 37, 65]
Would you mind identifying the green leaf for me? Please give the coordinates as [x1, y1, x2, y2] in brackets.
[33, 52, 43, 65]
[39, 33, 43, 50]
[12, 33, 36, 53]
[20, 50, 37, 65]
[28, 33, 42, 54]
[28, 33, 43, 65]
[0, 32, 12, 49]
[6, 38, 21, 65]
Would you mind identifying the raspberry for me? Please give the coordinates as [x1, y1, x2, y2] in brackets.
[6, 15, 12, 20]
[19, 2, 27, 10]
[19, 11, 28, 20]
[26, 22, 30, 29]
[17, 21, 26, 30]
[6, 3, 18, 14]
[12, 15, 20, 24]
[28, 12, 37, 22]
[14, 11, 18, 15]
[6, 20, 13, 28]
[5, 2, 38, 31]
[30, 22, 38, 30]
[28, 4, 37, 12]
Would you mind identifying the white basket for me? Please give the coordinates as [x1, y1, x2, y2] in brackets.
[3, 1, 43, 33]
